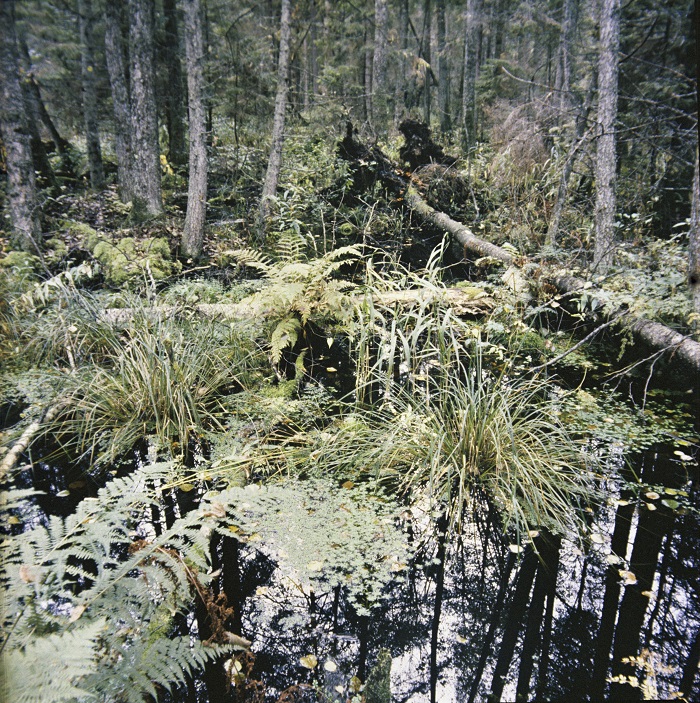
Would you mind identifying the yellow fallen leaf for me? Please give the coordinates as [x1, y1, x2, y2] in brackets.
[300, 654, 318, 669]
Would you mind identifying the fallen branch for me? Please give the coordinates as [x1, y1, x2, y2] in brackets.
[529, 311, 629, 373]
[0, 402, 68, 479]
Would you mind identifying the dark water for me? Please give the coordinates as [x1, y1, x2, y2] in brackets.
[224, 446, 700, 702]
[7, 432, 700, 702]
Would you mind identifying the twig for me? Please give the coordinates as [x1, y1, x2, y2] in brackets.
[529, 311, 629, 373]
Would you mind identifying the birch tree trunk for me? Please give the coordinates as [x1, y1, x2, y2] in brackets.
[78, 0, 105, 190]
[0, 0, 41, 252]
[181, 0, 207, 260]
[163, 0, 187, 167]
[371, 0, 388, 128]
[128, 0, 163, 220]
[104, 1, 133, 202]
[436, 0, 450, 133]
[259, 0, 292, 232]
[593, 0, 620, 273]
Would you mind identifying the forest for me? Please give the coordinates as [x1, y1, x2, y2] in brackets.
[1, 0, 699, 701]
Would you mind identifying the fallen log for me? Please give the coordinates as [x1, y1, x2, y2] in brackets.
[405, 184, 700, 378]
[100, 287, 495, 325]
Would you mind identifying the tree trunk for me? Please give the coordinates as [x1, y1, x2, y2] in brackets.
[0, 0, 41, 252]
[128, 0, 163, 220]
[182, 0, 207, 260]
[259, 0, 292, 232]
[371, 0, 388, 129]
[421, 0, 432, 125]
[554, 0, 576, 113]
[461, 0, 481, 147]
[689, 151, 700, 318]
[78, 0, 105, 190]
[394, 0, 410, 124]
[593, 0, 620, 273]
[17, 34, 73, 175]
[104, 1, 133, 202]
[163, 0, 187, 167]
[436, 0, 450, 133]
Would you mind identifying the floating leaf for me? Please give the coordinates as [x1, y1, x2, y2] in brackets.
[619, 570, 637, 585]
[7, 516, 21, 525]
[306, 560, 324, 572]
[614, 499, 630, 506]
[663, 487, 678, 495]
[645, 491, 660, 500]
[68, 480, 86, 490]
[606, 554, 622, 565]
[341, 480, 355, 489]
[673, 450, 694, 462]
[179, 483, 196, 492]
[324, 660, 338, 672]
[508, 544, 524, 553]
[456, 634, 468, 644]
[326, 367, 338, 373]
[326, 337, 334, 348]
[350, 676, 362, 692]
[661, 499, 680, 510]
[645, 503, 657, 511]
[590, 533, 606, 545]
[335, 686, 345, 694]
[300, 654, 318, 670]
[56, 490, 70, 497]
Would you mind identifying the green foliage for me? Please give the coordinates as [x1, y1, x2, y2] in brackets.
[226, 242, 361, 364]
[1, 463, 235, 703]
[206, 479, 413, 616]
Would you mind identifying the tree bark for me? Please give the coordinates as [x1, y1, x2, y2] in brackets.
[163, 0, 187, 167]
[128, 0, 163, 219]
[554, 0, 576, 113]
[0, 0, 41, 252]
[689, 151, 700, 318]
[259, 0, 292, 232]
[78, 0, 105, 190]
[104, 1, 133, 202]
[182, 0, 207, 260]
[593, 0, 620, 273]
[371, 0, 388, 129]
[436, 0, 450, 133]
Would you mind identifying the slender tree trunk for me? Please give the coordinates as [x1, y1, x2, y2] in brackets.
[429, 514, 448, 703]
[593, 0, 620, 273]
[422, 0, 432, 125]
[104, 1, 133, 202]
[547, 77, 595, 246]
[394, 0, 410, 124]
[163, 0, 187, 167]
[128, 0, 163, 219]
[17, 35, 73, 175]
[78, 0, 105, 190]
[363, 18, 373, 123]
[436, 0, 450, 133]
[371, 0, 388, 129]
[554, 0, 576, 113]
[461, 0, 481, 147]
[259, 0, 292, 232]
[182, 0, 207, 260]
[689, 151, 700, 318]
[0, 0, 41, 252]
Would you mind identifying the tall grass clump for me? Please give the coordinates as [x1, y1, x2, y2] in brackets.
[51, 314, 264, 467]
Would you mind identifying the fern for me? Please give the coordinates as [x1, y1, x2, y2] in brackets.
[1, 463, 236, 703]
[270, 316, 302, 364]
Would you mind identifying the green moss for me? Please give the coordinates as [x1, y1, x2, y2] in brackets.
[88, 236, 181, 288]
[0, 251, 40, 276]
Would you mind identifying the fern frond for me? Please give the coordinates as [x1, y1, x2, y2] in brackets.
[270, 317, 302, 364]
[221, 248, 273, 274]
